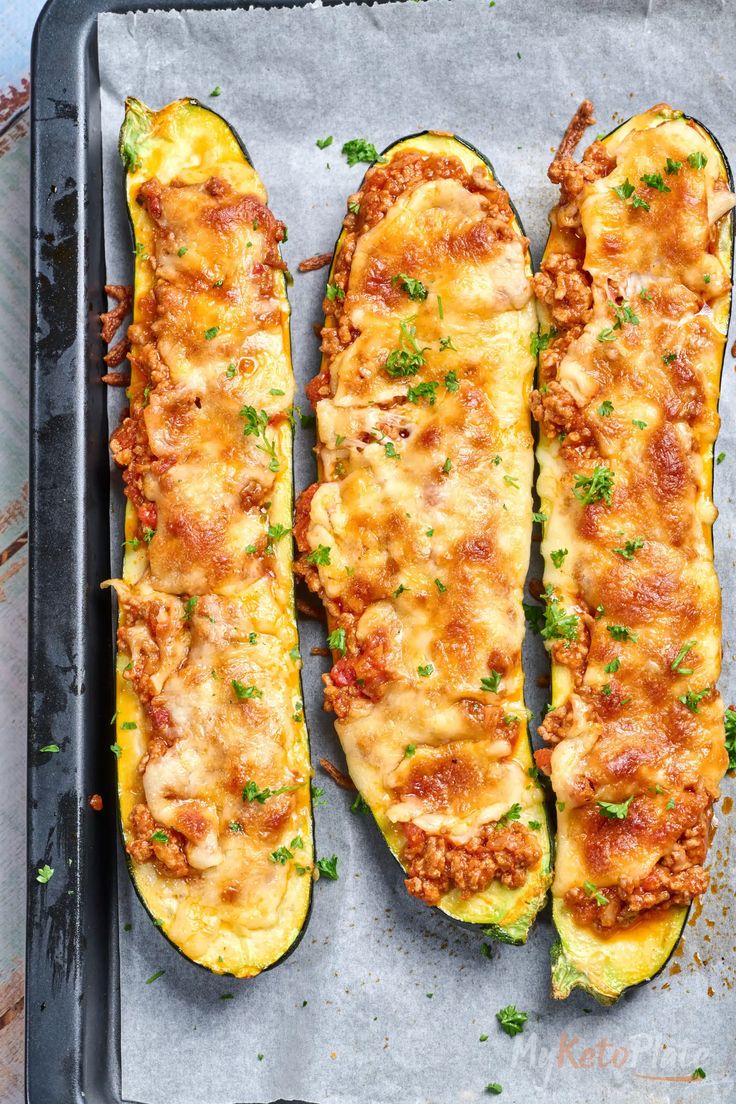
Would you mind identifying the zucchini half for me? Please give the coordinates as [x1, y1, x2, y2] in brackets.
[297, 132, 552, 943]
[533, 105, 734, 1002]
[108, 99, 312, 976]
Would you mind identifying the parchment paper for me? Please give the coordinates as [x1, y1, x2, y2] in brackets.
[97, 3, 736, 1102]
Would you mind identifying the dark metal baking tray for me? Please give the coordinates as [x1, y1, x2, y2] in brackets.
[27, 2, 361, 1102]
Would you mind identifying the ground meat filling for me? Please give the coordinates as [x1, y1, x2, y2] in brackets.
[565, 804, 711, 933]
[128, 802, 190, 879]
[402, 821, 542, 907]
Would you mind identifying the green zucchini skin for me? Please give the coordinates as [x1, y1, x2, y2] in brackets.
[539, 106, 735, 1004]
[313, 129, 552, 946]
[112, 98, 313, 977]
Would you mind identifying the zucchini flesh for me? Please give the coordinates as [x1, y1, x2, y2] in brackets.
[108, 98, 312, 977]
[297, 132, 551, 941]
[533, 104, 734, 1001]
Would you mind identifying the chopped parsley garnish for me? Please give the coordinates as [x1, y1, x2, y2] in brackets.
[597, 400, 614, 417]
[632, 419, 648, 430]
[311, 784, 327, 808]
[480, 671, 502, 693]
[671, 640, 696, 676]
[631, 195, 650, 210]
[528, 820, 542, 831]
[601, 683, 612, 697]
[597, 328, 616, 343]
[503, 474, 520, 489]
[485, 1084, 503, 1095]
[145, 970, 165, 985]
[243, 780, 293, 803]
[444, 369, 459, 392]
[316, 136, 333, 149]
[607, 624, 637, 642]
[688, 151, 707, 170]
[348, 200, 360, 216]
[530, 327, 557, 357]
[662, 351, 677, 364]
[612, 178, 635, 200]
[604, 657, 621, 674]
[640, 172, 670, 193]
[351, 792, 370, 815]
[177, 245, 188, 257]
[717, 451, 725, 464]
[239, 405, 279, 471]
[597, 795, 634, 819]
[210, 86, 222, 97]
[725, 708, 736, 770]
[496, 1005, 527, 1037]
[228, 821, 243, 833]
[437, 294, 444, 319]
[497, 803, 521, 827]
[36, 864, 54, 884]
[121, 721, 137, 730]
[226, 363, 237, 379]
[325, 282, 345, 301]
[385, 318, 428, 377]
[150, 830, 169, 844]
[405, 744, 416, 758]
[665, 157, 682, 174]
[550, 548, 568, 568]
[417, 663, 434, 677]
[407, 380, 439, 405]
[40, 744, 60, 753]
[523, 601, 545, 633]
[341, 138, 383, 166]
[110, 743, 122, 759]
[328, 627, 347, 655]
[573, 465, 615, 505]
[678, 686, 710, 714]
[583, 880, 609, 906]
[613, 537, 644, 560]
[691, 1068, 706, 1081]
[532, 510, 547, 524]
[392, 273, 428, 301]
[204, 326, 219, 341]
[611, 301, 640, 329]
[442, 457, 452, 474]
[270, 846, 293, 865]
[439, 336, 457, 352]
[183, 595, 199, 621]
[541, 594, 579, 642]
[307, 544, 331, 566]
[434, 578, 447, 594]
[316, 855, 339, 880]
[232, 680, 263, 700]
[393, 584, 407, 598]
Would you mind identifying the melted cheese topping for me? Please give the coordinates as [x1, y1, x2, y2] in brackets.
[109, 101, 310, 976]
[536, 110, 733, 901]
[302, 136, 550, 922]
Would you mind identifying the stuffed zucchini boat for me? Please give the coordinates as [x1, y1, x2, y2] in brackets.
[295, 132, 551, 941]
[107, 98, 312, 976]
[531, 102, 734, 1001]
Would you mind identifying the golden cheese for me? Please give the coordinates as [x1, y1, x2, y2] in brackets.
[298, 132, 551, 937]
[108, 99, 311, 977]
[534, 106, 733, 949]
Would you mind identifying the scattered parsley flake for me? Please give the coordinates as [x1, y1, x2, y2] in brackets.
[688, 151, 707, 170]
[316, 855, 339, 880]
[496, 1005, 527, 1037]
[607, 624, 637, 642]
[307, 544, 331, 566]
[316, 136, 333, 150]
[613, 537, 644, 560]
[597, 795, 634, 819]
[550, 548, 568, 568]
[232, 680, 263, 701]
[342, 138, 383, 166]
[573, 465, 615, 505]
[328, 627, 347, 655]
[392, 273, 428, 301]
[204, 326, 219, 341]
[417, 663, 434, 678]
[480, 671, 502, 693]
[36, 864, 54, 884]
[597, 400, 614, 417]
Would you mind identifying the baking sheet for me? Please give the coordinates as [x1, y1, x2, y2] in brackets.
[97, 2, 736, 1101]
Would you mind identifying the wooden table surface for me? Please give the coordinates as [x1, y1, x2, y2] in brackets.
[0, 2, 49, 1099]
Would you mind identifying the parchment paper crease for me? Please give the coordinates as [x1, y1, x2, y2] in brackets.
[98, 2, 736, 1101]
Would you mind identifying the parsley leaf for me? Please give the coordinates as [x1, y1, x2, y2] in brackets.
[342, 138, 383, 166]
[36, 864, 54, 884]
[480, 671, 502, 693]
[407, 380, 439, 405]
[232, 680, 263, 700]
[392, 273, 428, 301]
[385, 318, 428, 378]
[597, 400, 614, 417]
[640, 172, 670, 193]
[597, 795, 634, 819]
[307, 544, 331, 566]
[542, 594, 579, 642]
[316, 855, 339, 880]
[725, 707, 736, 770]
[688, 151, 707, 170]
[316, 136, 333, 150]
[573, 465, 615, 505]
[678, 686, 710, 714]
[328, 627, 347, 655]
[550, 548, 568, 568]
[530, 327, 557, 357]
[612, 178, 635, 200]
[613, 537, 644, 560]
[496, 1005, 527, 1037]
[607, 624, 637, 642]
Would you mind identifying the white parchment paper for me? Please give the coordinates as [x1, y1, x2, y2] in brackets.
[98, 2, 736, 1102]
